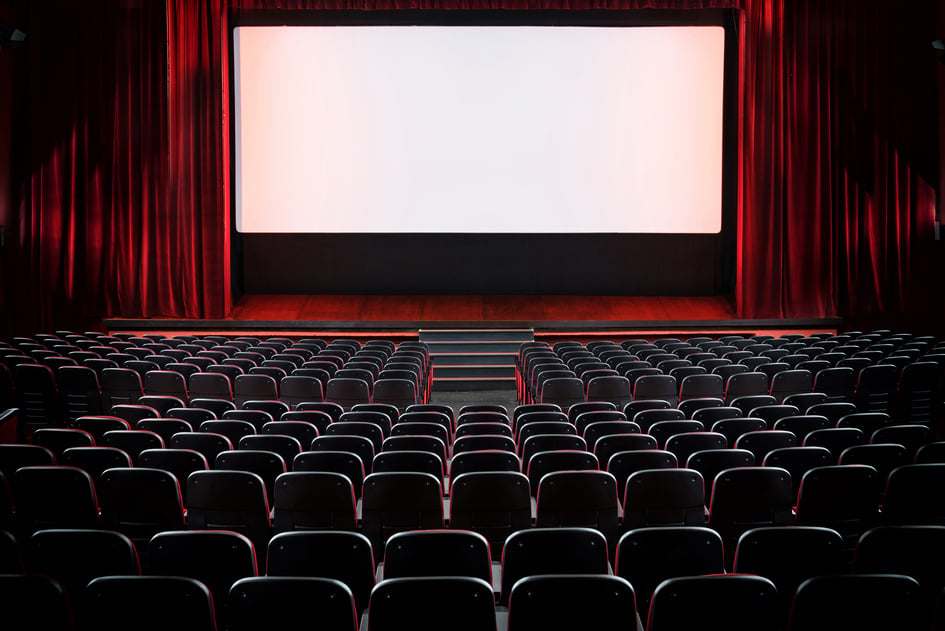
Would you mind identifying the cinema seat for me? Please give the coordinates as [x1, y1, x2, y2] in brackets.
[267, 530, 375, 614]
[665, 432, 728, 465]
[184, 470, 271, 557]
[215, 450, 286, 500]
[806, 402, 858, 425]
[539, 377, 585, 409]
[803, 427, 865, 460]
[271, 470, 357, 532]
[13, 466, 99, 537]
[192, 397, 238, 417]
[29, 528, 140, 603]
[771, 414, 831, 442]
[243, 398, 289, 421]
[136, 448, 208, 504]
[367, 576, 496, 631]
[507, 574, 635, 631]
[607, 449, 677, 503]
[871, 424, 931, 461]
[100, 430, 164, 465]
[710, 417, 767, 446]
[199, 419, 256, 446]
[373, 451, 444, 487]
[788, 574, 920, 631]
[733, 526, 844, 619]
[734, 430, 798, 462]
[525, 450, 598, 497]
[278, 374, 323, 408]
[237, 434, 301, 467]
[519, 434, 585, 465]
[882, 464, 945, 526]
[747, 404, 800, 429]
[227, 576, 358, 631]
[279, 409, 331, 433]
[499, 527, 609, 607]
[535, 470, 619, 544]
[382, 530, 492, 583]
[360, 472, 444, 561]
[0, 574, 74, 631]
[58, 365, 104, 421]
[325, 377, 371, 410]
[188, 372, 233, 403]
[169, 432, 233, 465]
[97, 467, 185, 557]
[32, 427, 95, 459]
[854, 526, 945, 628]
[311, 435, 375, 475]
[623, 468, 706, 531]
[570, 405, 620, 430]
[455, 422, 514, 439]
[59, 447, 131, 482]
[233, 374, 278, 407]
[708, 466, 793, 569]
[452, 435, 517, 454]
[166, 406, 217, 425]
[292, 450, 365, 501]
[100, 367, 144, 409]
[691, 405, 742, 425]
[615, 526, 724, 615]
[648, 574, 779, 631]
[730, 394, 777, 416]
[632, 408, 685, 432]
[371, 378, 418, 411]
[13, 363, 62, 435]
[149, 530, 257, 629]
[647, 420, 704, 449]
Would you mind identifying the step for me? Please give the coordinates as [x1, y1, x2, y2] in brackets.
[420, 329, 534, 343]
[432, 365, 516, 379]
[426, 341, 528, 354]
[432, 376, 517, 392]
[431, 352, 517, 366]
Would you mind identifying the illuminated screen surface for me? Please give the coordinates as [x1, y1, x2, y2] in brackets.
[234, 25, 724, 233]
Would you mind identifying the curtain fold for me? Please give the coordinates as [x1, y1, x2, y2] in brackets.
[167, 0, 231, 319]
[8, 0, 940, 333]
[736, 0, 939, 319]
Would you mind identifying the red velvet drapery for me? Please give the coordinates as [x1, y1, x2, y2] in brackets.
[737, 0, 940, 320]
[3, 0, 941, 334]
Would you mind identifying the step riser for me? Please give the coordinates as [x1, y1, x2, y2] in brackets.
[420, 329, 534, 342]
[433, 379, 517, 392]
[426, 342, 525, 354]
[431, 353, 517, 366]
[433, 366, 516, 379]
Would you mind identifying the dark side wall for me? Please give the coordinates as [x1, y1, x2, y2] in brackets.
[0, 0, 16, 338]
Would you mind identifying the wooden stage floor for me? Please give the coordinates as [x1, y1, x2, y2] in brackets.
[104, 295, 841, 338]
[227, 294, 738, 323]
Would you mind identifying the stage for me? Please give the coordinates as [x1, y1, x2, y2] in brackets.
[104, 295, 842, 339]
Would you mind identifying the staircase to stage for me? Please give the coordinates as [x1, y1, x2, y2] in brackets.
[421, 329, 534, 392]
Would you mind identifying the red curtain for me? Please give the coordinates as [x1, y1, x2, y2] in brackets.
[6, 0, 941, 333]
[9, 0, 231, 333]
[737, 0, 940, 320]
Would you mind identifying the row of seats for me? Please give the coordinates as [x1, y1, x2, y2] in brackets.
[1, 332, 434, 440]
[519, 332, 944, 421]
[1, 525, 942, 631]
[4, 443, 945, 573]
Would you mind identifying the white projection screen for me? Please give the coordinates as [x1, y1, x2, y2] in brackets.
[233, 24, 725, 234]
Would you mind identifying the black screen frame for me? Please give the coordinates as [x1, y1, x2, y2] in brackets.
[228, 9, 739, 297]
